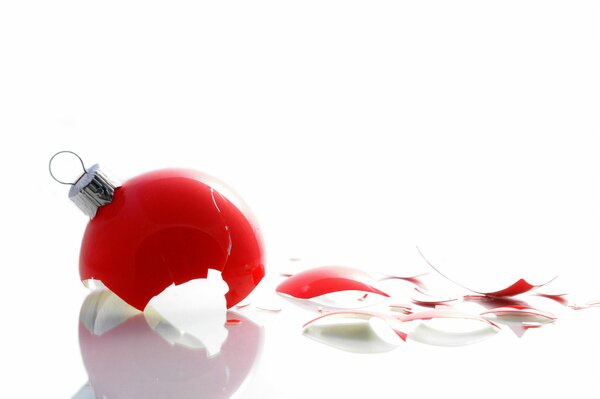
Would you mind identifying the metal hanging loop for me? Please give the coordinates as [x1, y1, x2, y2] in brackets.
[49, 151, 87, 185]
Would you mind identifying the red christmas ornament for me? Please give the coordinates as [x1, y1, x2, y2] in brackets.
[50, 152, 265, 310]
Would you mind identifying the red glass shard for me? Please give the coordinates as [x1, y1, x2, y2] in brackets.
[464, 294, 530, 309]
[390, 303, 412, 311]
[79, 169, 265, 311]
[417, 247, 555, 298]
[276, 266, 390, 300]
[226, 319, 242, 325]
[483, 279, 536, 297]
[522, 323, 543, 330]
[411, 288, 459, 307]
[357, 293, 369, 302]
[531, 292, 570, 306]
[389, 304, 413, 314]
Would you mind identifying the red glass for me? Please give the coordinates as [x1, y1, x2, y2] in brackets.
[417, 248, 556, 298]
[275, 266, 390, 300]
[79, 169, 265, 310]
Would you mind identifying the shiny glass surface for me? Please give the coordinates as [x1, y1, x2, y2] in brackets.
[80, 169, 265, 310]
[275, 266, 390, 300]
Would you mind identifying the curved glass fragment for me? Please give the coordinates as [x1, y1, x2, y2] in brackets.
[417, 248, 556, 297]
[276, 266, 390, 300]
[302, 311, 406, 353]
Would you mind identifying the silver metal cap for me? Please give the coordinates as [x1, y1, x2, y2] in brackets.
[68, 164, 120, 218]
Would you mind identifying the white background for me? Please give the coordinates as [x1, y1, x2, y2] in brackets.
[0, 1, 599, 398]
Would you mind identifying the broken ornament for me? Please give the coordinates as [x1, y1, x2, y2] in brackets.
[49, 151, 265, 310]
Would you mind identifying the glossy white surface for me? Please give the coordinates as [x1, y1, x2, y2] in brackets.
[1, 1, 599, 398]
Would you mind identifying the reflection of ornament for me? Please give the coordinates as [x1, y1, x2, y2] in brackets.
[49, 151, 265, 310]
[302, 309, 499, 353]
[75, 290, 263, 399]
